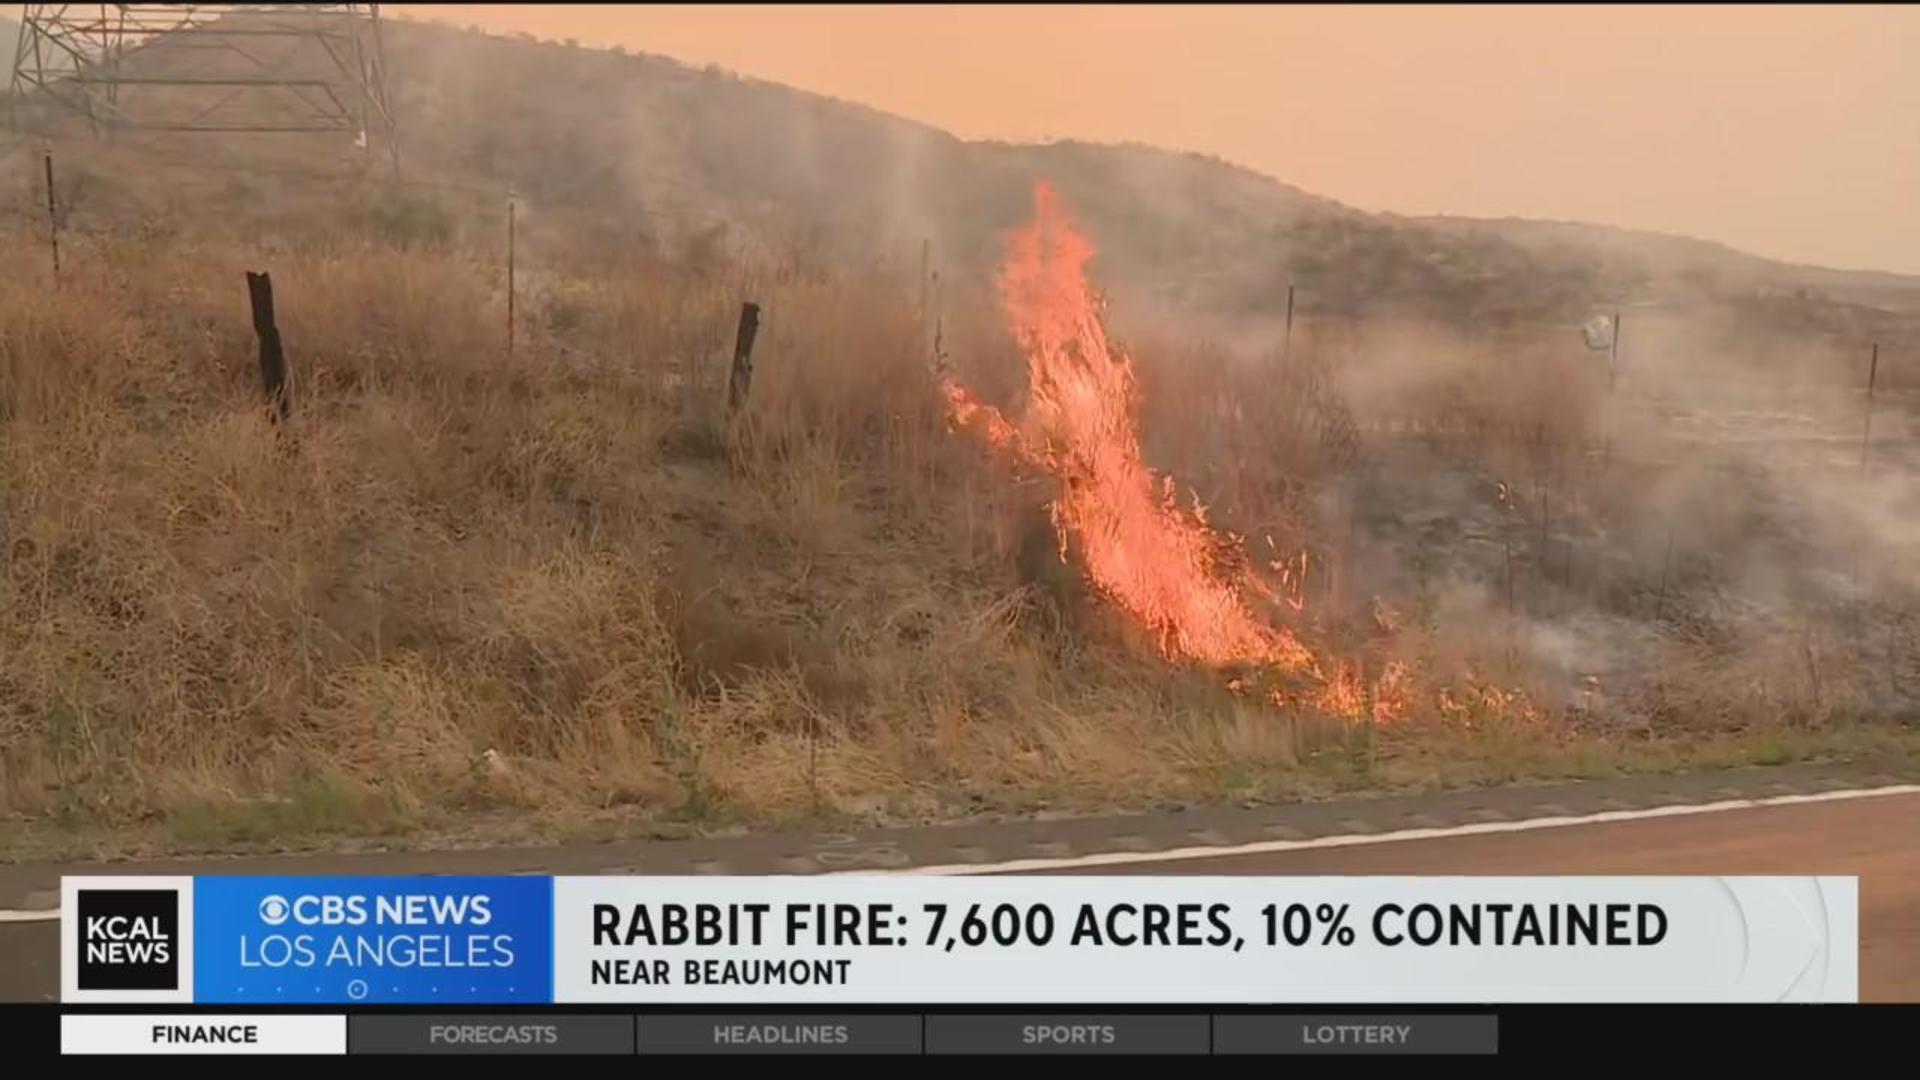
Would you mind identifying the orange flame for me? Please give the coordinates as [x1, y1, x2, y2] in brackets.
[944, 182, 1317, 676]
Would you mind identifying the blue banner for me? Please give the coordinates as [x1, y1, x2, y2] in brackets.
[193, 876, 553, 1004]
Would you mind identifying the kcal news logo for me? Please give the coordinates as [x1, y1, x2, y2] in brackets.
[76, 889, 180, 990]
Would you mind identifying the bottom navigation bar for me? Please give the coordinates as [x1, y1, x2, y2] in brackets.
[58, 1014, 1501, 1055]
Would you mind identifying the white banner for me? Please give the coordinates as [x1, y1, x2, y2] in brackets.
[554, 876, 1857, 1004]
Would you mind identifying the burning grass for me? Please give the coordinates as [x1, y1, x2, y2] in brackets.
[0, 178, 1915, 860]
[944, 184, 1319, 681]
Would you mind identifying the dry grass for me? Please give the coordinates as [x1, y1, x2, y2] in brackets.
[0, 181, 1913, 860]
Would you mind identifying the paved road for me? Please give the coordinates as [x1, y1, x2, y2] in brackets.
[3, 759, 1914, 1002]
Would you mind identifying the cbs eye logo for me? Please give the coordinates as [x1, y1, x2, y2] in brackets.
[258, 895, 292, 926]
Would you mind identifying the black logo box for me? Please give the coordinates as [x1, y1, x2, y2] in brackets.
[75, 889, 180, 991]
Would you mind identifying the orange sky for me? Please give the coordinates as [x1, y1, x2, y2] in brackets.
[392, 5, 1920, 274]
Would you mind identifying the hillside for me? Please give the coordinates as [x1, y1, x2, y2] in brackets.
[1, 14, 1916, 856]
[13, 12, 1917, 344]
[384, 18, 1920, 352]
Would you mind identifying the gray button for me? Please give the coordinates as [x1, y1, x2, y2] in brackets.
[1214, 1014, 1498, 1055]
[349, 1015, 635, 1054]
[637, 1015, 921, 1054]
[927, 1014, 1207, 1055]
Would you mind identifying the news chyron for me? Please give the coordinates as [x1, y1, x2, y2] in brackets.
[62, 874, 1859, 1007]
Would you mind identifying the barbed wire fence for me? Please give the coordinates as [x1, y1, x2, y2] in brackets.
[0, 120, 922, 441]
[0, 136, 748, 243]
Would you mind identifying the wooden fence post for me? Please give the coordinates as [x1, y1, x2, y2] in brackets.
[246, 271, 291, 422]
[44, 151, 61, 281]
[1284, 282, 1295, 358]
[1653, 529, 1674, 621]
[1608, 309, 1622, 390]
[728, 301, 761, 413]
[1860, 341, 1879, 469]
[506, 185, 517, 359]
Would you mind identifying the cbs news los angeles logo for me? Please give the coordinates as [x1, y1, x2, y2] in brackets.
[62, 877, 196, 1003]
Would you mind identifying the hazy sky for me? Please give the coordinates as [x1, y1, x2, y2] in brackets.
[394, 5, 1920, 274]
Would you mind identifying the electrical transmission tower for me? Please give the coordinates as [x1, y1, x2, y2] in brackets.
[8, 3, 398, 168]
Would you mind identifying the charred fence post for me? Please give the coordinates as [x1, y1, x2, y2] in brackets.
[1608, 308, 1622, 390]
[1890, 613, 1903, 700]
[506, 185, 517, 360]
[727, 301, 762, 414]
[44, 150, 60, 281]
[1502, 535, 1517, 674]
[1504, 537, 1515, 614]
[808, 713, 822, 816]
[1860, 341, 1879, 469]
[920, 237, 931, 347]
[246, 271, 291, 422]
[1845, 343, 1881, 599]
[1653, 529, 1674, 622]
[1284, 282, 1296, 359]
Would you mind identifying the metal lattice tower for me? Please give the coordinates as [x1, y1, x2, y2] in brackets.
[8, 3, 397, 166]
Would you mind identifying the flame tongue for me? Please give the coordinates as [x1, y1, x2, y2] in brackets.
[947, 182, 1318, 677]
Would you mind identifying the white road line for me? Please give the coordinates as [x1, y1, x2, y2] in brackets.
[0, 908, 58, 924]
[0, 784, 1913, 920]
[863, 783, 1920, 877]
